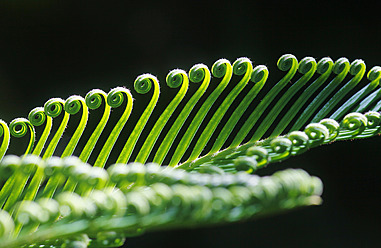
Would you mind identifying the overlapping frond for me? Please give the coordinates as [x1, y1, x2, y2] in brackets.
[1, 54, 380, 247]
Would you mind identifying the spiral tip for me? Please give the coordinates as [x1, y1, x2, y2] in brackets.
[277, 54, 298, 71]
[134, 73, 158, 94]
[212, 58, 231, 78]
[189, 63, 209, 83]
[166, 69, 188, 89]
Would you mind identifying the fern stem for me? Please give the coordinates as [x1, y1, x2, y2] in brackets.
[9, 118, 36, 156]
[79, 89, 111, 163]
[0, 120, 10, 161]
[329, 66, 381, 120]
[210, 65, 268, 154]
[189, 57, 253, 160]
[116, 74, 160, 164]
[353, 88, 381, 112]
[230, 54, 298, 147]
[2, 156, 39, 212]
[290, 57, 350, 131]
[42, 96, 88, 199]
[21, 108, 53, 203]
[169, 59, 233, 166]
[61, 96, 88, 158]
[271, 57, 333, 137]
[41, 98, 70, 159]
[93, 87, 133, 168]
[29, 108, 53, 156]
[135, 69, 189, 164]
[251, 57, 316, 142]
[311, 59, 366, 122]
[63, 90, 112, 192]
[153, 64, 211, 165]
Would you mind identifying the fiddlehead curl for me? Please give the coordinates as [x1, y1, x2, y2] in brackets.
[230, 54, 298, 147]
[364, 111, 380, 128]
[189, 63, 208, 83]
[170, 59, 232, 167]
[64, 95, 86, 115]
[355, 111, 381, 138]
[135, 69, 189, 164]
[315, 59, 366, 121]
[251, 65, 269, 84]
[87, 190, 124, 217]
[29, 107, 52, 156]
[107, 163, 130, 186]
[234, 157, 257, 173]
[189, 58, 252, 160]
[79, 89, 111, 163]
[42, 98, 69, 159]
[9, 118, 34, 139]
[125, 191, 150, 216]
[367, 66, 381, 86]
[83, 167, 109, 190]
[319, 118, 340, 142]
[116, 74, 159, 164]
[349, 59, 366, 76]
[334, 57, 351, 75]
[134, 73, 157, 94]
[28, 107, 47, 127]
[269, 137, 292, 161]
[339, 112, 367, 138]
[246, 146, 269, 168]
[19, 154, 41, 175]
[44, 98, 65, 118]
[251, 56, 316, 142]
[212, 58, 231, 78]
[85, 89, 107, 110]
[9, 118, 35, 155]
[166, 69, 187, 88]
[93, 87, 133, 168]
[232, 57, 252, 76]
[272, 57, 333, 136]
[61, 156, 87, 178]
[61, 95, 88, 158]
[316, 57, 334, 74]
[287, 131, 309, 155]
[68, 162, 92, 185]
[106, 87, 130, 108]
[153, 64, 211, 165]
[212, 64, 269, 153]
[291, 57, 350, 131]
[278, 54, 298, 72]
[304, 123, 329, 148]
[297, 56, 317, 75]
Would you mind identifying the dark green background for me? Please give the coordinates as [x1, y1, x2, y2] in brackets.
[1, 1, 381, 247]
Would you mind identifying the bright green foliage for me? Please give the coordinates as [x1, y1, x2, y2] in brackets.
[0, 54, 381, 247]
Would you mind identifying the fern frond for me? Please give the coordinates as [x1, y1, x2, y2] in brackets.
[1, 54, 381, 247]
[0, 155, 322, 248]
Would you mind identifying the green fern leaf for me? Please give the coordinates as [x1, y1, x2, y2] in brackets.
[1, 54, 380, 247]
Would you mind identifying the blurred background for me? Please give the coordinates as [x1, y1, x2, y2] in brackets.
[1, 1, 381, 247]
